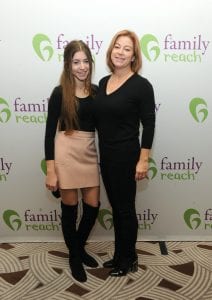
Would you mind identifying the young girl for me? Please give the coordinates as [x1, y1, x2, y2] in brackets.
[45, 40, 100, 282]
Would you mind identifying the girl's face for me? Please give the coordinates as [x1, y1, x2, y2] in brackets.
[111, 35, 134, 70]
[71, 51, 90, 82]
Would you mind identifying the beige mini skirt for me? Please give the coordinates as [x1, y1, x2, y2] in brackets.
[55, 131, 100, 189]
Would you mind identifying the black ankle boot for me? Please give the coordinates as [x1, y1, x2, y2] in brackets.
[61, 202, 87, 282]
[80, 249, 98, 268]
[109, 259, 138, 277]
[69, 255, 87, 282]
[78, 200, 100, 268]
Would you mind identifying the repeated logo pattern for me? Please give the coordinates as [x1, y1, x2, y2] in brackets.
[189, 98, 208, 122]
[140, 34, 160, 61]
[0, 98, 11, 123]
[41, 159, 47, 175]
[184, 208, 201, 229]
[3, 210, 22, 231]
[140, 33, 210, 63]
[1, 29, 210, 244]
[147, 157, 158, 179]
[97, 209, 113, 230]
[32, 34, 54, 61]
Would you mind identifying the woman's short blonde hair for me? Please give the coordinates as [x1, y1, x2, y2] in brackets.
[106, 29, 142, 73]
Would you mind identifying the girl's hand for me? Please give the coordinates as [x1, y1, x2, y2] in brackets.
[45, 171, 58, 191]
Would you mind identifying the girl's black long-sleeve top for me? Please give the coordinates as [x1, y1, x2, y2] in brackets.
[93, 73, 156, 162]
[44, 85, 96, 160]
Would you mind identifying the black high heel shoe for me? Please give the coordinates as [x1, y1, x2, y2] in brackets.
[103, 258, 119, 268]
[109, 259, 138, 277]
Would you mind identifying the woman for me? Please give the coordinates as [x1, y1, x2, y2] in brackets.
[94, 30, 155, 276]
[44, 40, 100, 282]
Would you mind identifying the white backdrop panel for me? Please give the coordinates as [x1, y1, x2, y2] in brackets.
[0, 0, 212, 242]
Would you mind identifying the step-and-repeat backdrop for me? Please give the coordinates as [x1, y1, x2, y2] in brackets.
[1, 0, 212, 242]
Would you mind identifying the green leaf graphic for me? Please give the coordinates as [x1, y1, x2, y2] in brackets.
[140, 34, 160, 61]
[147, 157, 157, 179]
[32, 34, 54, 61]
[184, 208, 201, 229]
[41, 159, 47, 175]
[3, 210, 22, 231]
[0, 98, 11, 123]
[189, 98, 208, 123]
[98, 209, 113, 230]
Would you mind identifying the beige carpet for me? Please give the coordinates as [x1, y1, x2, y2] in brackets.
[1, 241, 212, 300]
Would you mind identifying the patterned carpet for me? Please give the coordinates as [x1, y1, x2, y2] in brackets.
[0, 241, 212, 300]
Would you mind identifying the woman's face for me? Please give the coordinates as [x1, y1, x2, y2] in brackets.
[71, 51, 90, 82]
[111, 35, 134, 70]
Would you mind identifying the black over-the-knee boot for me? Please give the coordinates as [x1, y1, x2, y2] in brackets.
[77, 200, 100, 267]
[61, 202, 87, 282]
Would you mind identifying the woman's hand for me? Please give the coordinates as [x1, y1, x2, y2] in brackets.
[135, 159, 148, 181]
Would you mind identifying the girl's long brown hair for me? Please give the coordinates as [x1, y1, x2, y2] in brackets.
[59, 40, 93, 131]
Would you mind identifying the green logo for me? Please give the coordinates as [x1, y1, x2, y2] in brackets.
[0, 98, 11, 123]
[140, 34, 160, 61]
[184, 208, 201, 229]
[189, 98, 208, 122]
[147, 158, 158, 179]
[98, 209, 113, 230]
[41, 159, 47, 175]
[32, 33, 54, 61]
[3, 210, 22, 231]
